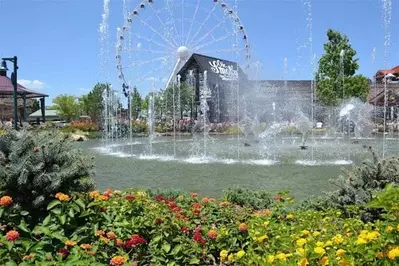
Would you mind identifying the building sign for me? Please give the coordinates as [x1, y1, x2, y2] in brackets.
[208, 60, 238, 81]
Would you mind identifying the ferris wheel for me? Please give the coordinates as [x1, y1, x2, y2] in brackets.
[115, 0, 251, 94]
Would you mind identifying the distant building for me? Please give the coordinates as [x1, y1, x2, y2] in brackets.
[374, 65, 399, 83]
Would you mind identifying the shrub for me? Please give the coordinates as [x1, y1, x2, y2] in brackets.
[223, 187, 273, 210]
[132, 121, 148, 133]
[0, 129, 94, 220]
[70, 121, 99, 132]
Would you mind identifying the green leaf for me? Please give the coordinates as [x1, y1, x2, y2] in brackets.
[162, 242, 171, 253]
[171, 244, 182, 255]
[51, 208, 61, 215]
[74, 198, 86, 209]
[189, 257, 200, 265]
[47, 200, 61, 210]
[68, 208, 75, 218]
[152, 235, 162, 244]
[0, 208, 4, 218]
[42, 215, 51, 226]
[5, 261, 17, 266]
[20, 210, 29, 216]
[58, 214, 66, 225]
[18, 220, 30, 233]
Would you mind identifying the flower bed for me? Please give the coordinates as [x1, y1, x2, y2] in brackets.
[0, 189, 398, 265]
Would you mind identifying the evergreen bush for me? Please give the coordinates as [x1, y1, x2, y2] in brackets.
[0, 129, 94, 218]
[223, 186, 273, 210]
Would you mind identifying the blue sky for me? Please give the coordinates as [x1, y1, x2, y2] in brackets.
[0, 0, 397, 103]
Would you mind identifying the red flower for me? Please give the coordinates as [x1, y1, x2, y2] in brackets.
[155, 218, 163, 225]
[110, 256, 126, 266]
[274, 195, 284, 201]
[33, 147, 39, 153]
[238, 223, 248, 232]
[192, 203, 201, 209]
[125, 195, 135, 201]
[124, 234, 146, 249]
[181, 227, 190, 234]
[5, 230, 19, 241]
[57, 248, 69, 258]
[103, 189, 113, 198]
[100, 207, 107, 212]
[193, 231, 206, 245]
[192, 209, 201, 215]
[190, 192, 199, 197]
[0, 196, 13, 207]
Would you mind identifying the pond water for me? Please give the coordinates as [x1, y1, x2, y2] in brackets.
[78, 135, 399, 199]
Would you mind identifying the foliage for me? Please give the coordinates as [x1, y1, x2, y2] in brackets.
[315, 29, 370, 106]
[327, 147, 399, 208]
[52, 95, 81, 122]
[367, 184, 399, 221]
[131, 86, 143, 119]
[79, 83, 109, 124]
[223, 187, 273, 210]
[0, 129, 94, 218]
[163, 82, 195, 119]
[70, 121, 99, 132]
[132, 121, 148, 134]
[1, 187, 399, 265]
[30, 99, 41, 113]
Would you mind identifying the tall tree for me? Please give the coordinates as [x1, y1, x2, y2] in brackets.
[80, 83, 109, 124]
[29, 99, 40, 114]
[52, 94, 81, 122]
[130, 87, 142, 119]
[316, 29, 370, 106]
[163, 82, 194, 119]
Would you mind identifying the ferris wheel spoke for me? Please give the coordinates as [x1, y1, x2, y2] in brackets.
[165, 1, 181, 47]
[135, 64, 170, 84]
[201, 47, 246, 54]
[132, 55, 173, 68]
[136, 15, 177, 49]
[130, 32, 173, 52]
[184, 0, 200, 45]
[123, 48, 170, 55]
[187, 3, 218, 48]
[148, 4, 180, 47]
[190, 16, 228, 49]
[194, 32, 237, 51]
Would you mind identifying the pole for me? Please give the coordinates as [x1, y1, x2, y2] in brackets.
[13, 56, 18, 130]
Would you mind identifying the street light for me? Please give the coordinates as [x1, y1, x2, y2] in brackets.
[1, 56, 18, 130]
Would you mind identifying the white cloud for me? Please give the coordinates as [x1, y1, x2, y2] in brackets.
[18, 79, 46, 90]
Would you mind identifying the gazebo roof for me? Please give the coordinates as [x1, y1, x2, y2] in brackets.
[0, 75, 48, 98]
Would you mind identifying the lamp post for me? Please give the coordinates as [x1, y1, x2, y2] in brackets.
[1, 56, 18, 130]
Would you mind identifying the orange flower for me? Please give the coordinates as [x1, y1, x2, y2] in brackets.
[209, 198, 216, 202]
[115, 238, 124, 247]
[96, 230, 105, 236]
[190, 192, 199, 197]
[106, 231, 116, 240]
[99, 195, 110, 201]
[55, 192, 70, 201]
[100, 236, 109, 243]
[219, 201, 230, 207]
[22, 253, 36, 261]
[238, 223, 248, 232]
[201, 197, 209, 204]
[103, 189, 113, 197]
[87, 251, 96, 256]
[263, 209, 272, 216]
[110, 256, 126, 266]
[0, 196, 13, 207]
[6, 230, 19, 242]
[207, 230, 217, 239]
[80, 244, 92, 250]
[65, 240, 77, 246]
[89, 191, 100, 198]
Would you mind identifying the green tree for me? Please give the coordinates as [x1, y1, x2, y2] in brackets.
[316, 29, 370, 106]
[80, 83, 109, 124]
[163, 82, 194, 119]
[29, 99, 40, 114]
[52, 94, 81, 122]
[130, 86, 142, 119]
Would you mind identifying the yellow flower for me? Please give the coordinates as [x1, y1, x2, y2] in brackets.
[313, 231, 321, 237]
[276, 253, 287, 261]
[286, 214, 294, 220]
[267, 255, 275, 263]
[89, 191, 100, 198]
[296, 238, 307, 247]
[314, 247, 326, 256]
[228, 254, 235, 262]
[355, 237, 367, 245]
[296, 248, 305, 256]
[376, 252, 384, 259]
[338, 259, 349, 266]
[324, 240, 333, 247]
[263, 221, 270, 227]
[220, 249, 229, 260]
[336, 249, 346, 256]
[332, 234, 344, 244]
[319, 256, 329, 266]
[236, 250, 246, 259]
[388, 247, 399, 260]
[100, 236, 109, 243]
[64, 240, 77, 246]
[316, 241, 324, 247]
[257, 235, 268, 242]
[298, 258, 309, 266]
[386, 226, 393, 232]
[302, 230, 310, 236]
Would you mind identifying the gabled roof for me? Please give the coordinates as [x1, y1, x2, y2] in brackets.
[177, 53, 247, 83]
[375, 65, 399, 79]
[0, 75, 48, 98]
